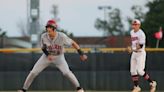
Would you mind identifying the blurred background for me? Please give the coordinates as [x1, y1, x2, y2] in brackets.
[0, 0, 164, 91]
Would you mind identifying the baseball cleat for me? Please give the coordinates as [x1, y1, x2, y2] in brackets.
[17, 89, 26, 92]
[17, 90, 24, 92]
[77, 87, 84, 92]
[150, 81, 157, 92]
[132, 86, 141, 92]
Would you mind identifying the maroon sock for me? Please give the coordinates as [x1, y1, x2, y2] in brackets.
[143, 72, 153, 83]
[132, 75, 139, 87]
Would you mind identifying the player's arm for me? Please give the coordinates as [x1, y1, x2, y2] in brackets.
[41, 44, 49, 56]
[72, 40, 87, 61]
[125, 31, 133, 53]
[136, 32, 145, 50]
[61, 32, 87, 61]
[72, 40, 82, 54]
[41, 44, 54, 61]
[40, 37, 49, 56]
[126, 46, 132, 54]
[41, 37, 54, 61]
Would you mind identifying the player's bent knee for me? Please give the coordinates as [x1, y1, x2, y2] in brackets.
[137, 70, 145, 76]
[130, 71, 137, 75]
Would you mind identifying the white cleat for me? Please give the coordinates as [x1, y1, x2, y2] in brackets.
[17, 90, 24, 92]
[77, 88, 84, 92]
[132, 86, 141, 92]
[17, 89, 26, 92]
[150, 81, 157, 92]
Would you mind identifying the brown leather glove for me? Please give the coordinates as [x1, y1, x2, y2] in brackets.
[126, 46, 132, 54]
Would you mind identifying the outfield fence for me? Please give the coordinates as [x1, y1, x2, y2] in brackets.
[0, 48, 164, 53]
[0, 48, 164, 91]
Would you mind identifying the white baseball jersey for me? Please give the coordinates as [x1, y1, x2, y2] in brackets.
[130, 29, 146, 76]
[130, 29, 146, 51]
[22, 32, 81, 90]
[41, 32, 73, 55]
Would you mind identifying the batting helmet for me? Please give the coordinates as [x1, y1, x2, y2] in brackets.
[46, 19, 57, 29]
[132, 19, 141, 25]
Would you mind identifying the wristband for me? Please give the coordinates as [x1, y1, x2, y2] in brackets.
[77, 49, 84, 55]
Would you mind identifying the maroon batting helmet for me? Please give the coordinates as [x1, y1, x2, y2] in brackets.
[46, 19, 57, 29]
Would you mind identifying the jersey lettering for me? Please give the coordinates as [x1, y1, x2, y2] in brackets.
[47, 44, 62, 55]
[131, 37, 138, 41]
[41, 32, 72, 56]
[48, 44, 62, 51]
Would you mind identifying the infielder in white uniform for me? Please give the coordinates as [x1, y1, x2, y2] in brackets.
[18, 19, 87, 92]
[128, 19, 157, 92]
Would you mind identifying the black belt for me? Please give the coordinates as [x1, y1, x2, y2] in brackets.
[133, 50, 142, 53]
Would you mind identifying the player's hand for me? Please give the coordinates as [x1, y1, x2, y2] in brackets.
[80, 54, 87, 61]
[47, 55, 55, 61]
[126, 46, 132, 54]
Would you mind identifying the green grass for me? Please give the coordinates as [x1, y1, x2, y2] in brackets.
[0, 91, 164, 92]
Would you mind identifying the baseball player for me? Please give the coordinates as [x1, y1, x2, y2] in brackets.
[18, 19, 87, 92]
[127, 19, 157, 92]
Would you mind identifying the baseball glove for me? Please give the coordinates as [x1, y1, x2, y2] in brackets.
[126, 46, 132, 54]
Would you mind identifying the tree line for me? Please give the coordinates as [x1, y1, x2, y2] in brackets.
[1, 0, 163, 48]
[95, 0, 164, 47]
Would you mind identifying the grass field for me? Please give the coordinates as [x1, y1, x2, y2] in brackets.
[0, 91, 164, 92]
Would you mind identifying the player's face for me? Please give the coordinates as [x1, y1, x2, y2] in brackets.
[132, 23, 140, 31]
[46, 26, 55, 37]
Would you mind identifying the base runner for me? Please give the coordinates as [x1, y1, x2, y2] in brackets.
[18, 19, 87, 92]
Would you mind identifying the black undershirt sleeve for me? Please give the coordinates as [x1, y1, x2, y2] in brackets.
[41, 44, 49, 56]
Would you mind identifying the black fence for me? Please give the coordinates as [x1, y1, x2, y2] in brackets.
[0, 52, 164, 91]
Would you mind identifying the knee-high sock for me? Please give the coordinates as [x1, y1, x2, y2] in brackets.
[132, 75, 139, 87]
[23, 72, 38, 90]
[64, 71, 80, 88]
[143, 72, 153, 83]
